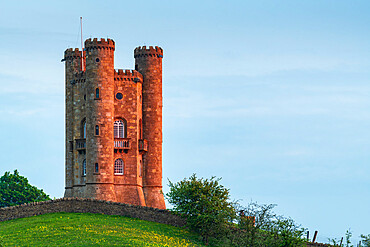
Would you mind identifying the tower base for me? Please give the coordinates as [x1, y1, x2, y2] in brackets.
[85, 183, 116, 202]
[64, 187, 73, 197]
[143, 186, 166, 209]
[115, 184, 146, 206]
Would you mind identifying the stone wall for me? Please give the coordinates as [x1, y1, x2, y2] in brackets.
[307, 242, 332, 247]
[0, 198, 185, 227]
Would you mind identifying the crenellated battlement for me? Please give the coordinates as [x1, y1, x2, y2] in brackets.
[85, 38, 115, 51]
[114, 69, 143, 82]
[134, 46, 163, 58]
[64, 48, 82, 60]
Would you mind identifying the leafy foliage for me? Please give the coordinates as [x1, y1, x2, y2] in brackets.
[328, 229, 370, 247]
[167, 174, 306, 246]
[344, 229, 353, 247]
[0, 170, 50, 208]
[228, 202, 306, 247]
[361, 234, 370, 247]
[166, 174, 236, 244]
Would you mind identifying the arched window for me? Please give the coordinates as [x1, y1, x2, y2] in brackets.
[82, 159, 86, 176]
[95, 125, 100, 136]
[95, 88, 100, 98]
[114, 120, 125, 138]
[114, 159, 124, 175]
[81, 119, 86, 138]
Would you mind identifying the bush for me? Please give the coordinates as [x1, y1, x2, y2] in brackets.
[0, 170, 51, 208]
[361, 234, 370, 247]
[228, 202, 306, 247]
[166, 174, 236, 245]
[167, 174, 306, 246]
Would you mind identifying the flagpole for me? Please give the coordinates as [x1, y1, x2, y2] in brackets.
[80, 17, 84, 71]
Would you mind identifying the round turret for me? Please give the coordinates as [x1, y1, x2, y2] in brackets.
[84, 38, 116, 201]
[134, 45, 165, 209]
[64, 48, 83, 198]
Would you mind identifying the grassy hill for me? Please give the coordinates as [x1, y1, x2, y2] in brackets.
[0, 212, 206, 246]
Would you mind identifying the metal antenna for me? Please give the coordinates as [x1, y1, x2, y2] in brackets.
[80, 17, 84, 71]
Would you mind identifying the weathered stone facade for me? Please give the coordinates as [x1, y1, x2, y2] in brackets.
[63, 38, 165, 209]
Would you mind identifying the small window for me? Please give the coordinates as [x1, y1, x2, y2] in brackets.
[96, 58, 100, 62]
[95, 88, 100, 98]
[95, 125, 100, 136]
[114, 159, 124, 175]
[139, 160, 142, 177]
[95, 163, 99, 173]
[81, 119, 87, 139]
[135, 64, 138, 70]
[82, 159, 86, 176]
[139, 119, 143, 139]
[69, 141, 73, 152]
[116, 92, 123, 100]
[84, 94, 86, 101]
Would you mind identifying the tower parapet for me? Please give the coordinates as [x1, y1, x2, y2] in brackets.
[64, 48, 82, 60]
[134, 46, 163, 58]
[84, 38, 115, 51]
[114, 69, 143, 82]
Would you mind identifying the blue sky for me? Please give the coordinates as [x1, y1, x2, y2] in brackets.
[0, 0, 369, 243]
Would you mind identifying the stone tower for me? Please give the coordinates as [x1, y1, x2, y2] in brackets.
[63, 38, 165, 209]
[135, 46, 165, 209]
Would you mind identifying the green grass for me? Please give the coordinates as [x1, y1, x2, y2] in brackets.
[0, 212, 206, 246]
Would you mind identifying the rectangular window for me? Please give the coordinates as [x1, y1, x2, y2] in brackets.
[95, 125, 100, 136]
[114, 159, 124, 175]
[69, 141, 73, 152]
[95, 163, 99, 173]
